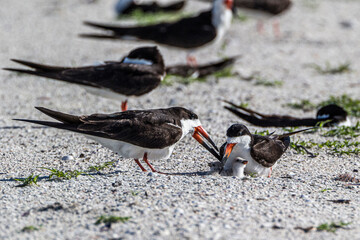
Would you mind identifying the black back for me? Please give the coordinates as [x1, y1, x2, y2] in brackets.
[83, 11, 216, 49]
[15, 107, 199, 149]
[4, 46, 165, 97]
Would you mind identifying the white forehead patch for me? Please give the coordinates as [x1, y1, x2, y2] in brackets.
[123, 57, 153, 65]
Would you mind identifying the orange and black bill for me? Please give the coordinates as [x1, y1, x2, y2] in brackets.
[192, 126, 220, 160]
[222, 143, 236, 163]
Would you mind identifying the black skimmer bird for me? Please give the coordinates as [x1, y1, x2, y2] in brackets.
[3, 46, 165, 112]
[115, 0, 186, 15]
[14, 107, 220, 173]
[220, 124, 311, 177]
[81, 0, 233, 64]
[233, 0, 292, 15]
[166, 55, 238, 78]
[224, 101, 350, 127]
[220, 157, 248, 177]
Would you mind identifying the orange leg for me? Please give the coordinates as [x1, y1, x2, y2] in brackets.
[186, 55, 197, 67]
[143, 153, 168, 174]
[256, 20, 264, 34]
[273, 20, 280, 38]
[134, 159, 147, 172]
[142, 153, 157, 172]
[268, 167, 272, 178]
[121, 100, 128, 112]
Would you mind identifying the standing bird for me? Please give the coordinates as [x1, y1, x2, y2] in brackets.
[115, 0, 186, 15]
[224, 101, 350, 127]
[3, 46, 165, 111]
[220, 124, 311, 177]
[81, 0, 233, 65]
[14, 107, 220, 173]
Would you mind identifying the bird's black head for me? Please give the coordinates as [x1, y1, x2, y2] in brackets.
[234, 157, 248, 165]
[170, 107, 199, 121]
[226, 124, 252, 137]
[316, 104, 348, 124]
[125, 46, 164, 66]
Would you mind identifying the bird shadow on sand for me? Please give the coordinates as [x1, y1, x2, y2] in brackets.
[0, 125, 48, 130]
[0, 167, 220, 184]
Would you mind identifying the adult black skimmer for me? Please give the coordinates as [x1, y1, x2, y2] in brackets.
[4, 46, 165, 111]
[14, 107, 220, 173]
[224, 101, 350, 127]
[220, 124, 311, 177]
[115, 0, 186, 15]
[81, 0, 233, 63]
[166, 56, 238, 78]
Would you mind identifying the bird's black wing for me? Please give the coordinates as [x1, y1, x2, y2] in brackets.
[224, 100, 320, 127]
[15, 107, 183, 149]
[82, 11, 216, 49]
[250, 135, 289, 167]
[61, 63, 163, 96]
[5, 60, 163, 96]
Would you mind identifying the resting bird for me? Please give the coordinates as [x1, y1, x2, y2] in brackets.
[220, 124, 311, 177]
[224, 101, 350, 127]
[81, 0, 233, 65]
[15, 107, 220, 173]
[4, 46, 165, 111]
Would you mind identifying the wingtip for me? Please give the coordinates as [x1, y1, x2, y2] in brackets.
[79, 33, 115, 39]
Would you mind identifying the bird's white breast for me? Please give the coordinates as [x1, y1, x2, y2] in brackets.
[223, 136, 271, 177]
[87, 136, 176, 160]
[212, 2, 233, 45]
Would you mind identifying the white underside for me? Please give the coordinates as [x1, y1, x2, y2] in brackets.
[223, 141, 271, 177]
[339, 117, 352, 127]
[232, 163, 246, 178]
[87, 135, 176, 160]
[84, 119, 201, 161]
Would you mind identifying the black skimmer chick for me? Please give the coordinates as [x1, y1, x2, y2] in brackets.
[166, 55, 238, 78]
[14, 107, 220, 173]
[220, 124, 311, 177]
[115, 0, 186, 15]
[4, 46, 165, 111]
[81, 0, 233, 64]
[220, 157, 248, 177]
[224, 101, 350, 127]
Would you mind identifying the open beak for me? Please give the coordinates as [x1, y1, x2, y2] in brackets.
[222, 143, 236, 163]
[192, 126, 220, 160]
[224, 0, 233, 10]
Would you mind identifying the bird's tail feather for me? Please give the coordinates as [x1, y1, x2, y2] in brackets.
[34, 107, 81, 124]
[10, 59, 66, 72]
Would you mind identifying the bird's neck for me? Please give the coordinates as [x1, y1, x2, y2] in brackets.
[212, 5, 232, 42]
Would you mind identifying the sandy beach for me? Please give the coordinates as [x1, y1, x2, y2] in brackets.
[0, 0, 359, 239]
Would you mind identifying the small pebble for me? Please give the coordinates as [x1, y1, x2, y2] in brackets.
[61, 155, 74, 161]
